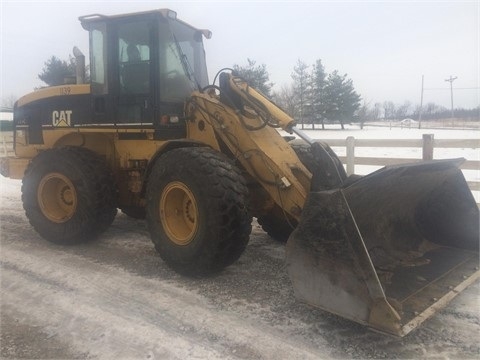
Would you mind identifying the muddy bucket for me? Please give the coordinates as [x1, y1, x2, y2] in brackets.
[286, 158, 479, 336]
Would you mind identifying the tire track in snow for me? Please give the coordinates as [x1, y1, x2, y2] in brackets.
[1, 243, 328, 359]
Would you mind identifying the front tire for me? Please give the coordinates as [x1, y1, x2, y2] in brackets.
[257, 207, 297, 243]
[146, 147, 252, 276]
[22, 147, 117, 245]
[289, 138, 347, 182]
[258, 139, 352, 242]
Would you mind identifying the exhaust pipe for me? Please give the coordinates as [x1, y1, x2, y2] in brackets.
[73, 46, 85, 85]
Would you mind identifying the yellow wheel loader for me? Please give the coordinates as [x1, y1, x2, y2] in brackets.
[1, 9, 478, 336]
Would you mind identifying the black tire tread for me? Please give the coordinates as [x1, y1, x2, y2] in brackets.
[22, 146, 117, 244]
[289, 139, 347, 180]
[146, 147, 252, 276]
[257, 212, 296, 243]
[120, 207, 146, 219]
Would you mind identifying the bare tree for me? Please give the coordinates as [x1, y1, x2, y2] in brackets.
[371, 103, 383, 121]
[424, 102, 438, 118]
[383, 101, 396, 121]
[357, 100, 370, 129]
[273, 85, 297, 118]
[1, 95, 17, 110]
[395, 101, 412, 119]
[411, 104, 422, 119]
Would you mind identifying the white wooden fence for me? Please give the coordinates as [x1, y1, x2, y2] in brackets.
[1, 131, 478, 197]
[0, 131, 14, 157]
[323, 134, 479, 195]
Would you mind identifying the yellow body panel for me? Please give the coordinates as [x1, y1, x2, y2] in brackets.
[186, 90, 311, 221]
[0, 157, 30, 179]
[17, 84, 90, 107]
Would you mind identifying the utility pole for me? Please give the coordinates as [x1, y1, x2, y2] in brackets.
[444, 75, 457, 119]
[418, 75, 424, 129]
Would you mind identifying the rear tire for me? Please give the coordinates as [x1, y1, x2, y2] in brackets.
[146, 147, 252, 276]
[22, 146, 117, 245]
[121, 206, 146, 219]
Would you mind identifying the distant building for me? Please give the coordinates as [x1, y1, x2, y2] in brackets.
[1, 107, 13, 120]
[0, 108, 13, 131]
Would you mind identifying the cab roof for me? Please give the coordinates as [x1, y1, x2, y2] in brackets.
[79, 9, 211, 38]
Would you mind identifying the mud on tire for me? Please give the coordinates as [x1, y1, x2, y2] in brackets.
[146, 147, 252, 276]
[22, 146, 117, 244]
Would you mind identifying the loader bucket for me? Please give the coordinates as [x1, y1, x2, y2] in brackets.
[286, 158, 479, 336]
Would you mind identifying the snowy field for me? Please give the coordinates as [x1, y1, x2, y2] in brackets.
[1, 125, 479, 359]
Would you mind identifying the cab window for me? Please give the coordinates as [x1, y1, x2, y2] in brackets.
[118, 21, 151, 95]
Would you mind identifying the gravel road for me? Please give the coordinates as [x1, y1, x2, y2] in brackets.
[1, 177, 479, 359]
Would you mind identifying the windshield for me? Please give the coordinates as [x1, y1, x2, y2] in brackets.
[159, 18, 209, 102]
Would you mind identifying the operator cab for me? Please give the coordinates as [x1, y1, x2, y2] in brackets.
[79, 9, 210, 137]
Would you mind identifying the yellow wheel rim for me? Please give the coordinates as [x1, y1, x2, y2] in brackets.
[159, 181, 199, 246]
[37, 173, 77, 223]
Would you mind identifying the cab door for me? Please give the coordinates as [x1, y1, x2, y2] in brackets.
[114, 19, 156, 125]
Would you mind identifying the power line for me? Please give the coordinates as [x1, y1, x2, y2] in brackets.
[424, 87, 480, 90]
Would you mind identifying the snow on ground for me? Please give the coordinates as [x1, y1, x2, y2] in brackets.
[1, 187, 480, 357]
[1, 125, 479, 359]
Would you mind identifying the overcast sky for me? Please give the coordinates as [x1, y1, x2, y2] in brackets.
[1, 0, 478, 109]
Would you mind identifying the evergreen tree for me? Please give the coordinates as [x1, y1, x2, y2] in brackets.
[291, 59, 311, 128]
[38, 55, 76, 86]
[310, 59, 327, 129]
[323, 70, 361, 129]
[233, 59, 273, 96]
